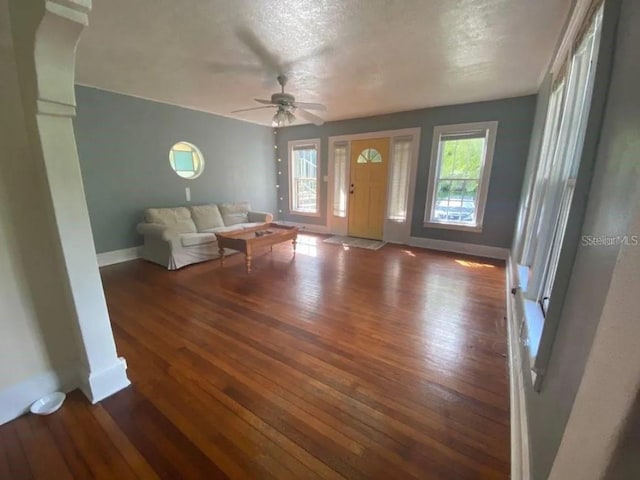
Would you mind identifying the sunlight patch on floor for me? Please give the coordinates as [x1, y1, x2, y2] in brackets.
[295, 234, 319, 257]
[455, 259, 495, 268]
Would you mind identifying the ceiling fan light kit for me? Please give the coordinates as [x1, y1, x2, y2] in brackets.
[273, 108, 288, 127]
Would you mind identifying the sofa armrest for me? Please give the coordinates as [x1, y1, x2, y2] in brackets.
[136, 223, 182, 248]
[247, 211, 273, 223]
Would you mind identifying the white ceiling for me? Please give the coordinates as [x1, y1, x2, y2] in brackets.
[76, 0, 572, 126]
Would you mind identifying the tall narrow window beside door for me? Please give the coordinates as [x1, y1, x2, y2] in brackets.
[289, 139, 321, 215]
[424, 121, 497, 232]
[388, 137, 413, 222]
[333, 142, 348, 218]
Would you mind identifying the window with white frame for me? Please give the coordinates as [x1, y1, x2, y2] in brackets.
[520, 5, 602, 316]
[387, 136, 413, 222]
[289, 139, 320, 215]
[424, 122, 498, 231]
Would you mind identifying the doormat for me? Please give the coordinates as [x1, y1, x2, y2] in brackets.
[323, 236, 386, 251]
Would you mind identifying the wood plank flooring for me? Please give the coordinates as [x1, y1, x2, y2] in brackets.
[0, 234, 509, 479]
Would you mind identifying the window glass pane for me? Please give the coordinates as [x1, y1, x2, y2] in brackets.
[173, 151, 195, 171]
[169, 142, 204, 179]
[333, 144, 348, 217]
[388, 139, 412, 222]
[439, 137, 484, 180]
[521, 82, 566, 265]
[291, 145, 318, 213]
[357, 148, 382, 164]
[431, 135, 486, 225]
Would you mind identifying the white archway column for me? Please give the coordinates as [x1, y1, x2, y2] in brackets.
[8, 0, 130, 403]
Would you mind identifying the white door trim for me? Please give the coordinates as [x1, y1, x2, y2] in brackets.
[506, 255, 532, 480]
[327, 128, 421, 243]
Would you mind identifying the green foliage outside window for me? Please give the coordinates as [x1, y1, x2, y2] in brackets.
[437, 137, 484, 198]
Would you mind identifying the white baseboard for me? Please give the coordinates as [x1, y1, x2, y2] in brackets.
[277, 220, 330, 234]
[506, 254, 531, 480]
[0, 367, 79, 425]
[97, 246, 141, 267]
[408, 236, 510, 260]
[80, 357, 130, 404]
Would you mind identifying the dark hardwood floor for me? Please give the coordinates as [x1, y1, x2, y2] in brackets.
[0, 234, 509, 479]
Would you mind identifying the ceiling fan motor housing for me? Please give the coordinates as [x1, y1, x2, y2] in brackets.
[271, 92, 295, 106]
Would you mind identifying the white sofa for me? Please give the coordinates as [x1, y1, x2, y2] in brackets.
[136, 202, 273, 270]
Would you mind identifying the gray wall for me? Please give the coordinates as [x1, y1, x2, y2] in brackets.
[277, 96, 536, 248]
[514, 0, 637, 478]
[606, 396, 640, 480]
[74, 86, 276, 253]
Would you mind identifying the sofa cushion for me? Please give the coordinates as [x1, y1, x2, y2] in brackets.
[144, 207, 196, 233]
[219, 202, 250, 226]
[202, 225, 245, 234]
[180, 233, 217, 247]
[189, 204, 225, 232]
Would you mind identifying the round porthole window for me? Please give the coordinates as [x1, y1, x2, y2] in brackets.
[169, 142, 204, 179]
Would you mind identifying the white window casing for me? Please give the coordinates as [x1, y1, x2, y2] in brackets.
[424, 121, 498, 232]
[288, 139, 321, 216]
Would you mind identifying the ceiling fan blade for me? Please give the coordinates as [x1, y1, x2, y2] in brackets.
[254, 98, 275, 105]
[230, 106, 274, 114]
[297, 108, 325, 126]
[294, 102, 327, 111]
[282, 45, 334, 73]
[236, 27, 282, 75]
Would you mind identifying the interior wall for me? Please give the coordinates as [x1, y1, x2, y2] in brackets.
[605, 394, 640, 480]
[514, 0, 638, 478]
[74, 86, 277, 253]
[276, 95, 536, 248]
[0, 0, 81, 395]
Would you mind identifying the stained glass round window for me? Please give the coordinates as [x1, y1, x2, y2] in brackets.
[357, 148, 382, 164]
[169, 142, 205, 179]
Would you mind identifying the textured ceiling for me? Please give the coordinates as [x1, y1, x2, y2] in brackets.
[76, 0, 572, 126]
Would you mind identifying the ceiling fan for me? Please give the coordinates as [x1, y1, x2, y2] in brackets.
[231, 74, 327, 127]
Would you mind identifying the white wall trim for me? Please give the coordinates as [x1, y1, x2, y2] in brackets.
[506, 254, 531, 480]
[549, 0, 594, 76]
[80, 357, 130, 404]
[0, 367, 79, 426]
[408, 236, 509, 260]
[328, 127, 422, 144]
[277, 220, 330, 234]
[97, 246, 141, 267]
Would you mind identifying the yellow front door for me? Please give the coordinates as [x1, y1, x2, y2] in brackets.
[348, 138, 390, 240]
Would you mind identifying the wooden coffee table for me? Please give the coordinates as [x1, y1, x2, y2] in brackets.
[216, 223, 298, 273]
